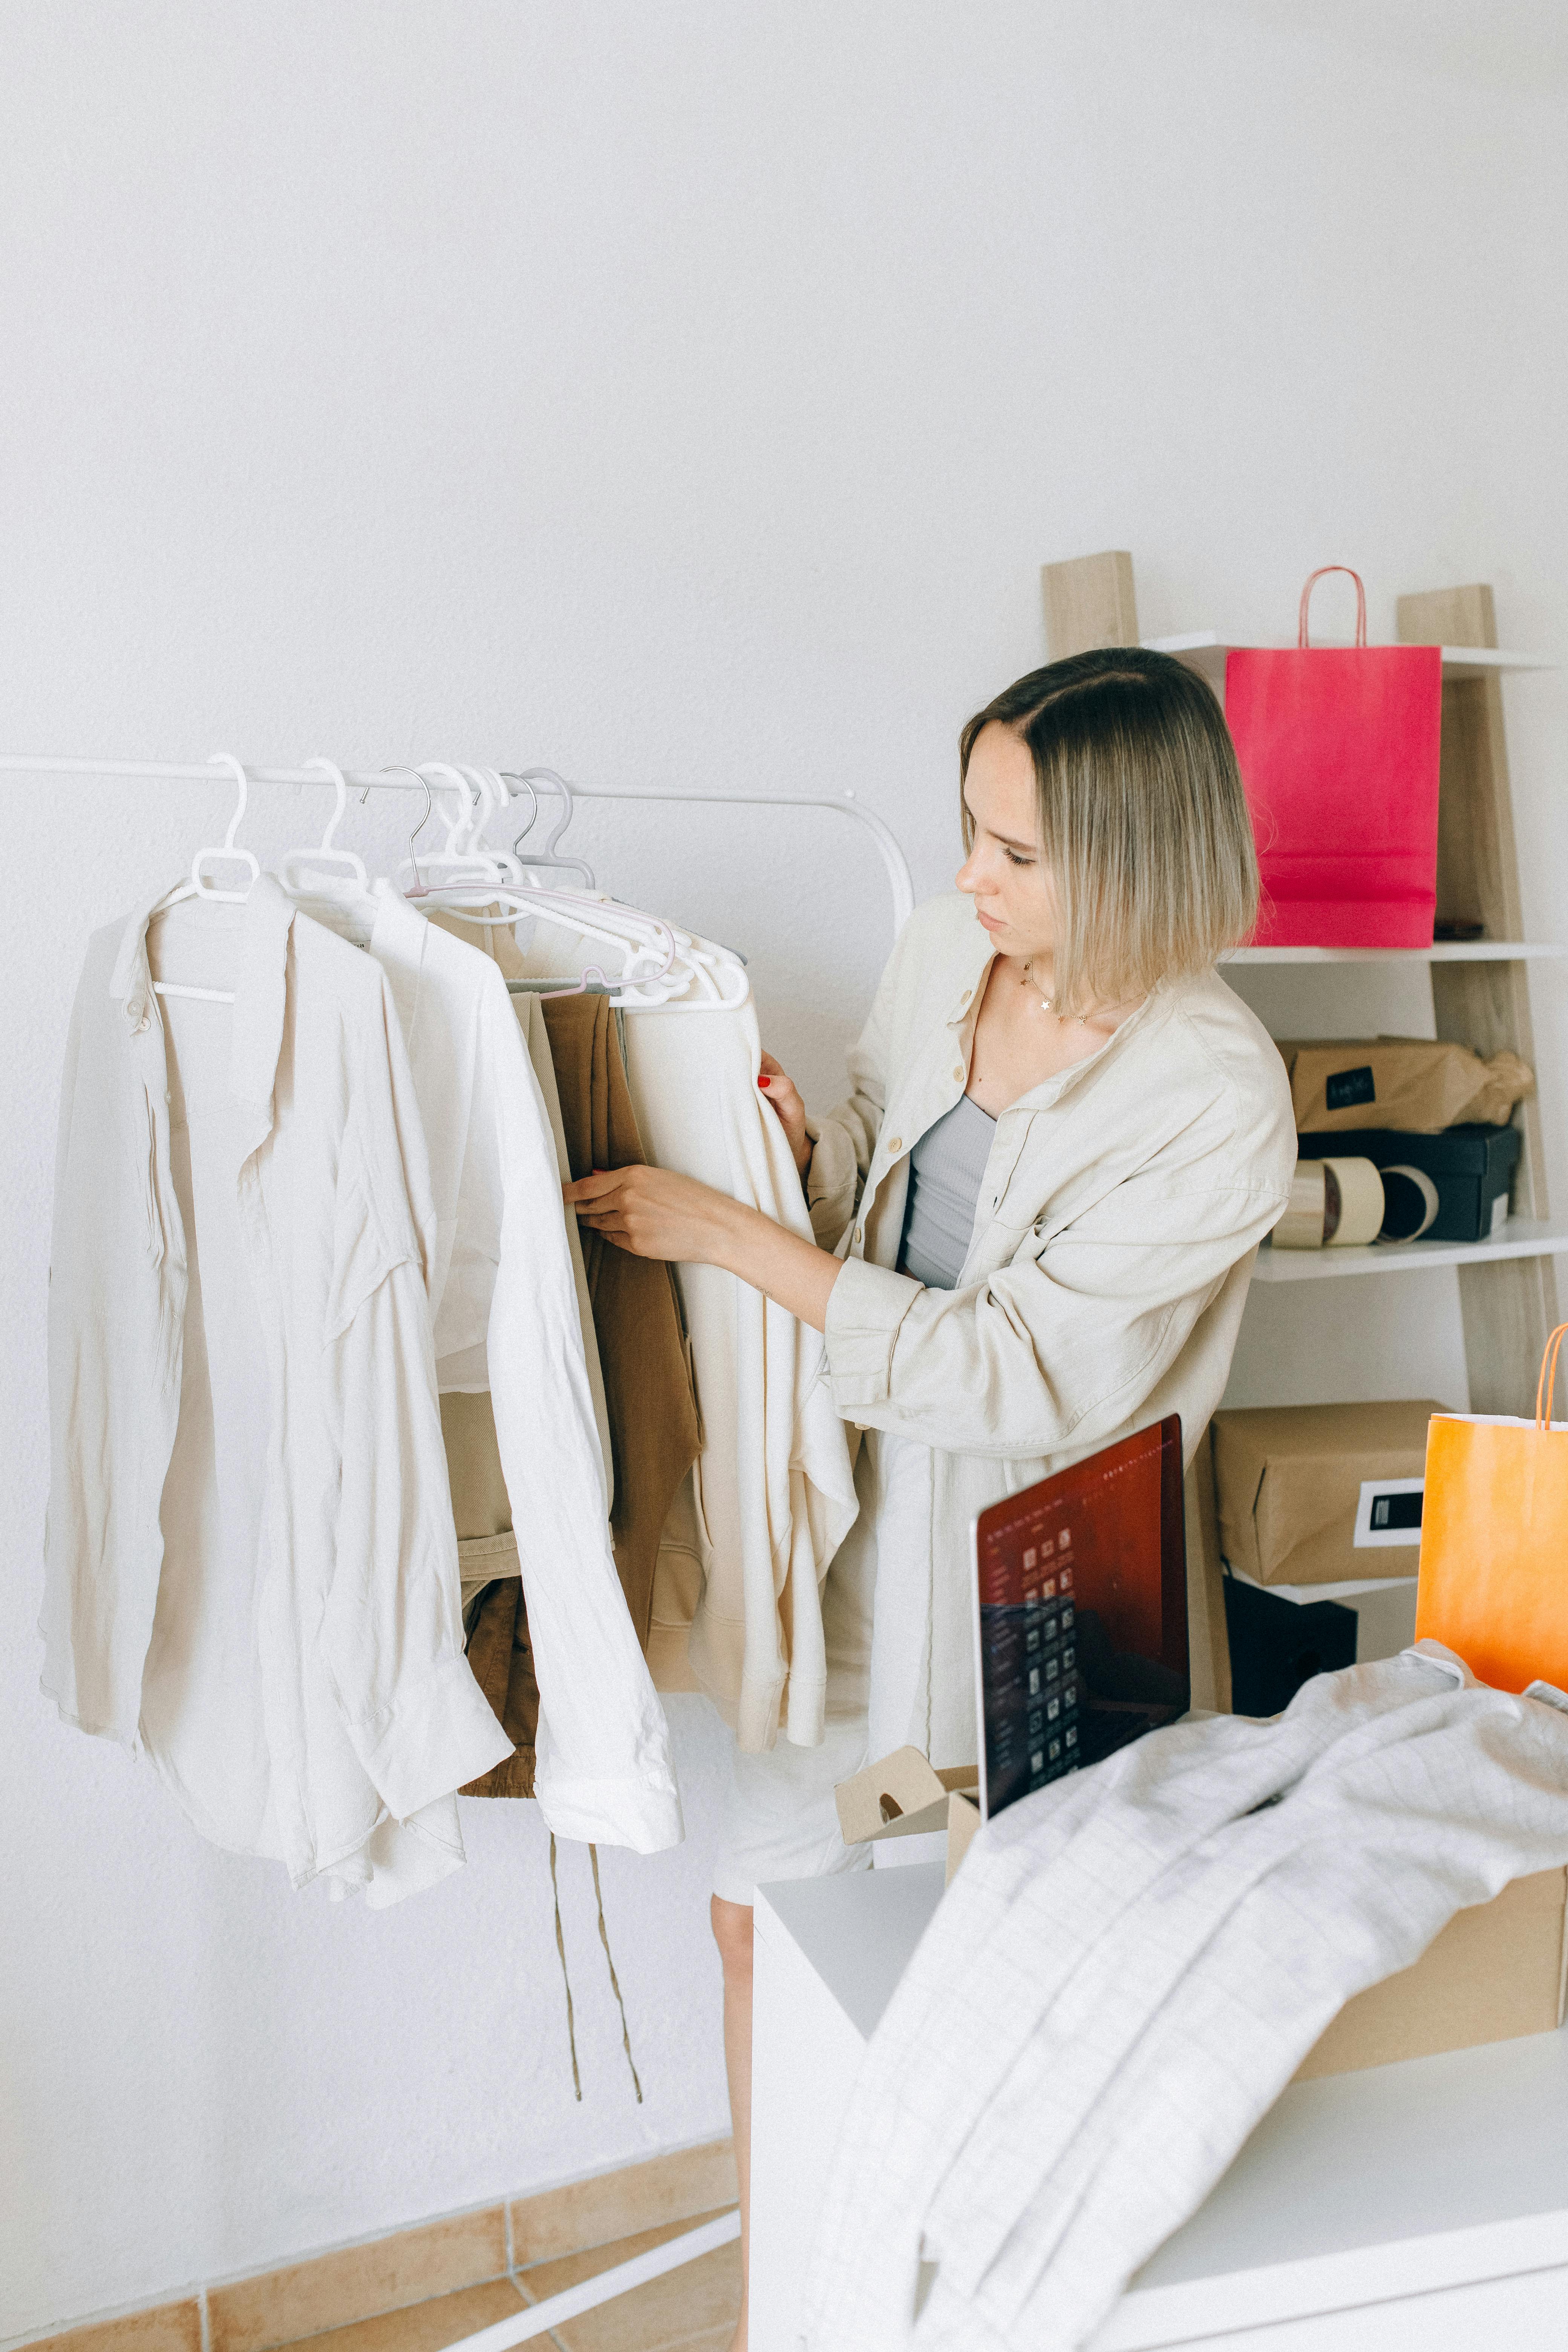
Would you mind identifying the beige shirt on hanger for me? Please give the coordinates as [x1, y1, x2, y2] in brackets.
[322, 883, 682, 1854]
[805, 891, 1297, 1767]
[507, 906, 861, 1754]
[40, 879, 512, 1905]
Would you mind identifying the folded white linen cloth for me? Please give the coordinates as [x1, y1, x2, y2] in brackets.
[802, 1643, 1568, 2350]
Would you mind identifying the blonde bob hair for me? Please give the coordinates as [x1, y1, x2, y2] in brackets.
[959, 647, 1259, 1017]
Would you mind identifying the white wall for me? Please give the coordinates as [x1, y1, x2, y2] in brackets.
[3, 3, 1565, 2336]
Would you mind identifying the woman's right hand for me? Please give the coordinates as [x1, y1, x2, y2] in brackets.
[758, 1052, 812, 1181]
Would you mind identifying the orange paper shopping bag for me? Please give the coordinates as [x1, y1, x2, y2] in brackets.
[1416, 1326, 1568, 1693]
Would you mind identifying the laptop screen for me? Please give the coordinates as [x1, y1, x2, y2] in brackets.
[971, 1416, 1189, 1821]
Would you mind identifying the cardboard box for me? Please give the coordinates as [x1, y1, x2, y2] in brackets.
[1293, 1867, 1568, 2079]
[838, 1751, 1568, 2080]
[1213, 1400, 1440, 1587]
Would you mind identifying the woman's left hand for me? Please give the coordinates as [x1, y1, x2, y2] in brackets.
[564, 1164, 740, 1265]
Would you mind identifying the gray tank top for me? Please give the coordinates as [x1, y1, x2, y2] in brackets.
[896, 1093, 997, 1289]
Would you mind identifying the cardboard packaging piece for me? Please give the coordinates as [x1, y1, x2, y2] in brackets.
[1277, 1037, 1533, 1136]
[1213, 1400, 1440, 1586]
[834, 1746, 980, 1885]
[838, 1750, 1568, 2081]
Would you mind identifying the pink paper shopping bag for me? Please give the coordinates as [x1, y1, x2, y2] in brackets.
[1225, 568, 1442, 948]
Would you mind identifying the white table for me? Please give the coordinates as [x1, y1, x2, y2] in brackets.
[750, 1863, 1568, 2349]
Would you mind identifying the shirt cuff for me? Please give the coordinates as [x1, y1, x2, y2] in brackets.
[532, 1766, 686, 1855]
[824, 1255, 925, 1412]
[355, 1652, 515, 1823]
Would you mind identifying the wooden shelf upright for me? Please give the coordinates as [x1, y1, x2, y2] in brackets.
[1396, 582, 1557, 1409]
[1041, 551, 1557, 1711]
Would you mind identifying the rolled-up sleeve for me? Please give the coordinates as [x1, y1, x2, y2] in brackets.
[824, 1155, 1288, 1459]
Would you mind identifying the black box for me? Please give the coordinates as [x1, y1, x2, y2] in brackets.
[1222, 1576, 1358, 1716]
[1295, 1122, 1521, 1243]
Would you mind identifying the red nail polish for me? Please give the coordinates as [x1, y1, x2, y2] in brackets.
[758, 1074, 771, 1088]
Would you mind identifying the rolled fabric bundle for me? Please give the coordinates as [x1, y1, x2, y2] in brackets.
[1272, 1156, 1385, 1250]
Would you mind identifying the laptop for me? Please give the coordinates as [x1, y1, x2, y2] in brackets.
[970, 1416, 1190, 1822]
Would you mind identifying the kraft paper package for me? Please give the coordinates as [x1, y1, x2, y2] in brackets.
[1213, 1399, 1441, 1585]
[1276, 1037, 1533, 1134]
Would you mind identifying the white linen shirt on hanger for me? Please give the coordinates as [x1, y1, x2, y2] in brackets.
[325, 882, 682, 1854]
[40, 878, 512, 1905]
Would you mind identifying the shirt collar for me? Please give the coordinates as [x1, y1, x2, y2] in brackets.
[229, 874, 296, 1108]
[108, 883, 178, 1024]
[945, 916, 996, 1026]
[366, 876, 427, 1050]
[109, 873, 296, 1108]
[1008, 980, 1169, 1115]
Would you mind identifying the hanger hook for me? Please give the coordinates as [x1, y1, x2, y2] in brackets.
[515, 767, 576, 859]
[378, 764, 435, 893]
[422, 762, 479, 855]
[207, 750, 250, 851]
[500, 771, 542, 856]
[303, 756, 350, 853]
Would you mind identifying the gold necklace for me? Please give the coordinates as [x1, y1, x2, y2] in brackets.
[1021, 958, 1055, 1014]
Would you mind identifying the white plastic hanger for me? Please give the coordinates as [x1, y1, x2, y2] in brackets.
[150, 750, 259, 1004]
[395, 764, 522, 896]
[422, 771, 748, 1012]
[503, 767, 597, 889]
[275, 757, 370, 903]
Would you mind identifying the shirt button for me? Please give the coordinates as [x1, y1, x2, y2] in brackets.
[959, 990, 972, 1008]
[854, 1226, 864, 1243]
[952, 1065, 964, 1082]
[888, 1136, 902, 1154]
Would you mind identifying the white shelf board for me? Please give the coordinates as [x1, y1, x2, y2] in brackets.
[1226, 941, 1567, 964]
[1253, 1219, 1568, 1283]
[1143, 634, 1553, 683]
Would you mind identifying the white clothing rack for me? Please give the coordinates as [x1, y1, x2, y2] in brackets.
[0, 754, 916, 936]
[14, 747, 912, 2338]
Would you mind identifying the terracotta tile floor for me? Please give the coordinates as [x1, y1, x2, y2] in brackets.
[272, 2209, 740, 2352]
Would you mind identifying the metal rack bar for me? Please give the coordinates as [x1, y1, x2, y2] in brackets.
[0, 756, 916, 935]
[452, 2208, 741, 2351]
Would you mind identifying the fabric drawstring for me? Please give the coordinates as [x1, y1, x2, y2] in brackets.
[590, 1844, 644, 2104]
[548, 1833, 582, 2102]
[548, 1837, 643, 2105]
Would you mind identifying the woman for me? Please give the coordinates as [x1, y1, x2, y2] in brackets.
[567, 646, 1294, 2345]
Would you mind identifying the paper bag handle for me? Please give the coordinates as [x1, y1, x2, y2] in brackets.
[1298, 567, 1368, 649]
[1536, 1324, 1568, 1431]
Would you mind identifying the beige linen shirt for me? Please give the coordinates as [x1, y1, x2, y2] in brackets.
[807, 893, 1295, 1764]
[41, 880, 511, 1902]
[323, 887, 683, 1853]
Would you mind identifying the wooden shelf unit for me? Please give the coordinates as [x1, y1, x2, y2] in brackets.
[1042, 550, 1557, 1711]
[1253, 1219, 1568, 1283]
